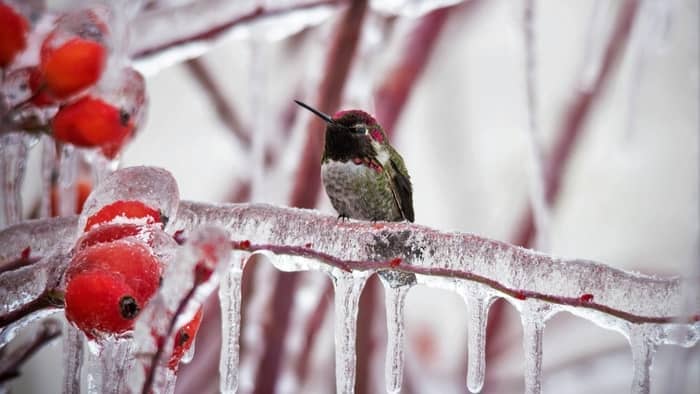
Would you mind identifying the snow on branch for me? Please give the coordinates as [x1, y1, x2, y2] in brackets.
[175, 201, 697, 328]
[1, 201, 697, 341]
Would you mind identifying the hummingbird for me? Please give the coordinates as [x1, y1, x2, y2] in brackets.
[294, 100, 414, 224]
[295, 100, 415, 287]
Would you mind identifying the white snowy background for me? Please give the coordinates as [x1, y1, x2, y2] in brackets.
[7, 0, 699, 393]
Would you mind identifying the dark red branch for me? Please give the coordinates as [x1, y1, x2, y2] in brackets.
[487, 0, 641, 381]
[374, 1, 482, 134]
[511, 0, 640, 248]
[185, 58, 250, 146]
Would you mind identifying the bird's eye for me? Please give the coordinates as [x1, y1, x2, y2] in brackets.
[353, 125, 368, 135]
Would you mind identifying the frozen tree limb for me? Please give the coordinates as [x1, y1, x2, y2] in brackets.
[0, 202, 695, 329]
[130, 0, 341, 75]
[512, 0, 640, 248]
[0, 319, 61, 383]
[167, 201, 698, 327]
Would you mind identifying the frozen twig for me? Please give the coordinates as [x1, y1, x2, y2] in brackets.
[0, 200, 698, 389]
[374, 2, 478, 134]
[130, 0, 341, 75]
[168, 201, 698, 326]
[0, 319, 61, 383]
[511, 0, 640, 247]
[185, 59, 250, 146]
[521, 0, 550, 252]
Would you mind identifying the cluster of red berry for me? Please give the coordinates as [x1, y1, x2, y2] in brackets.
[1, 2, 144, 158]
[63, 200, 202, 370]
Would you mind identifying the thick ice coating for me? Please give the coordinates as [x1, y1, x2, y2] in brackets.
[78, 166, 180, 233]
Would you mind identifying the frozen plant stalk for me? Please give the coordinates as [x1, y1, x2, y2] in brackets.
[130, 225, 231, 393]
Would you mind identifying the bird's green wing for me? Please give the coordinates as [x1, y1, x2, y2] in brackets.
[386, 146, 414, 222]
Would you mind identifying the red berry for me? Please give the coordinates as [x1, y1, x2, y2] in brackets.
[52, 96, 133, 154]
[67, 240, 162, 303]
[75, 223, 145, 251]
[168, 308, 204, 370]
[84, 200, 161, 232]
[65, 270, 142, 337]
[27, 66, 56, 107]
[50, 178, 92, 216]
[0, 2, 28, 67]
[40, 36, 105, 98]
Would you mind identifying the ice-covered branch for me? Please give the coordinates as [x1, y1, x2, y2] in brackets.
[130, 0, 340, 75]
[512, 0, 640, 248]
[172, 201, 697, 328]
[0, 319, 61, 383]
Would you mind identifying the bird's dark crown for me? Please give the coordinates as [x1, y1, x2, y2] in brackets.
[332, 110, 378, 127]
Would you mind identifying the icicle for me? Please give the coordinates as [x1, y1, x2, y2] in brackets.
[331, 270, 370, 394]
[629, 324, 658, 394]
[458, 285, 496, 394]
[39, 135, 56, 218]
[57, 145, 79, 218]
[84, 150, 120, 187]
[380, 281, 411, 394]
[521, 0, 550, 251]
[85, 337, 134, 394]
[62, 323, 84, 394]
[130, 225, 230, 393]
[219, 251, 247, 394]
[520, 301, 553, 394]
[0, 133, 30, 227]
[238, 261, 279, 391]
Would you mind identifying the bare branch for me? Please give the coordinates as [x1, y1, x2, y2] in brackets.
[185, 59, 250, 146]
[512, 0, 640, 248]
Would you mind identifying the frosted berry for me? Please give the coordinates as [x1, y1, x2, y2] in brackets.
[75, 223, 145, 251]
[52, 96, 133, 156]
[40, 36, 105, 98]
[0, 2, 28, 67]
[67, 240, 162, 303]
[84, 200, 161, 232]
[65, 270, 142, 337]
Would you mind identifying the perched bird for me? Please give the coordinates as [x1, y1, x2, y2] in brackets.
[295, 100, 415, 286]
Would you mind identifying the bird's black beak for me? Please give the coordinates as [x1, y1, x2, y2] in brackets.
[294, 100, 334, 124]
